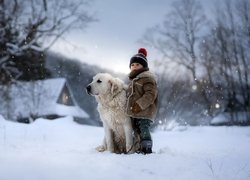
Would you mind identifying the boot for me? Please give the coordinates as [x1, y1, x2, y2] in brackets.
[140, 140, 152, 154]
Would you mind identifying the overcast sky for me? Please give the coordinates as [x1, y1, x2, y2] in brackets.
[51, 0, 214, 74]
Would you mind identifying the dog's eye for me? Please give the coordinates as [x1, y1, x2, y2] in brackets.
[97, 79, 102, 83]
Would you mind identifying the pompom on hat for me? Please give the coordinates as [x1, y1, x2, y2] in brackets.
[129, 48, 148, 68]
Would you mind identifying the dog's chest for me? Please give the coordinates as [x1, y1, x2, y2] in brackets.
[99, 106, 124, 123]
[97, 91, 127, 127]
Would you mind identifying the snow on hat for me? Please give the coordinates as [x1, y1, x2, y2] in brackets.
[129, 48, 148, 68]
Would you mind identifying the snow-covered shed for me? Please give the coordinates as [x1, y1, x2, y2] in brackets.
[0, 78, 89, 123]
[210, 111, 250, 126]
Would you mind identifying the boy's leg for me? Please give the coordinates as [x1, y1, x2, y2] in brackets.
[131, 118, 141, 152]
[137, 119, 152, 154]
[137, 119, 152, 140]
[131, 118, 141, 135]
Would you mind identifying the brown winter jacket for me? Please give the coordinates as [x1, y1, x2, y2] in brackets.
[126, 70, 158, 121]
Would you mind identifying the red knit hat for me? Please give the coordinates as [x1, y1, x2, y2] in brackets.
[129, 48, 148, 68]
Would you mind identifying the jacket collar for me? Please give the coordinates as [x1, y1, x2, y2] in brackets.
[135, 70, 156, 80]
[129, 67, 149, 80]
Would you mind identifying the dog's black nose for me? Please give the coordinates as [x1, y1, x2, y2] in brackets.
[86, 85, 91, 94]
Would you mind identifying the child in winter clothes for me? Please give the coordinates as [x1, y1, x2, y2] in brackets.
[126, 48, 158, 154]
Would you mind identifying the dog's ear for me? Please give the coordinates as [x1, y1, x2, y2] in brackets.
[109, 78, 120, 95]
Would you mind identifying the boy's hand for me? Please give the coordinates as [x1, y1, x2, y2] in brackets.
[132, 103, 142, 113]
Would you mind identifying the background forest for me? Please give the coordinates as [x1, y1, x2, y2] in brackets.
[0, 0, 249, 126]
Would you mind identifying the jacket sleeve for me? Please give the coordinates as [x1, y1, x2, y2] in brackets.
[136, 79, 157, 110]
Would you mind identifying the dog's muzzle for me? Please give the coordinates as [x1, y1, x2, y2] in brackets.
[86, 85, 91, 95]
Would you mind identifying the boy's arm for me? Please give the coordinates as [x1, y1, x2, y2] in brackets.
[136, 80, 157, 110]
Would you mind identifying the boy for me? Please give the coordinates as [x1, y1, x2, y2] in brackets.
[126, 48, 158, 154]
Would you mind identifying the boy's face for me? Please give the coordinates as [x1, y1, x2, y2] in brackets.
[130, 63, 143, 71]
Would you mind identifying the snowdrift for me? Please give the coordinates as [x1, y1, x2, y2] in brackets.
[0, 115, 250, 180]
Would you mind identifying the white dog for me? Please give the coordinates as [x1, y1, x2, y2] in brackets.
[86, 73, 137, 154]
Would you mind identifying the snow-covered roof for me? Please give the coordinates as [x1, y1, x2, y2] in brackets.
[210, 112, 249, 125]
[0, 78, 89, 120]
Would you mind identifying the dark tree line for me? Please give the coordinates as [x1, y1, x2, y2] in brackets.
[143, 0, 250, 125]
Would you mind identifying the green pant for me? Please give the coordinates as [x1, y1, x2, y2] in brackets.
[132, 118, 152, 141]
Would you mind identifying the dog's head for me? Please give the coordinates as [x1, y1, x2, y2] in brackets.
[86, 73, 124, 96]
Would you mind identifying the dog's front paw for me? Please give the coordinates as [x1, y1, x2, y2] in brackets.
[95, 145, 106, 152]
[107, 146, 115, 153]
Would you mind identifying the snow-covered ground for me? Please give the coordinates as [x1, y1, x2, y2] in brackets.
[0, 115, 250, 180]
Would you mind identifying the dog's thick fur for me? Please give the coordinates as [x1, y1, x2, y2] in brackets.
[86, 73, 138, 154]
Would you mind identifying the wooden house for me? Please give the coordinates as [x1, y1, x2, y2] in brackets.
[0, 78, 89, 123]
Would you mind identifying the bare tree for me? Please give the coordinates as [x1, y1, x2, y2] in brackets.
[235, 0, 250, 108]
[143, 0, 250, 125]
[0, 0, 95, 84]
[158, 0, 206, 78]
[218, 0, 250, 121]
[199, 0, 250, 123]
[142, 0, 213, 117]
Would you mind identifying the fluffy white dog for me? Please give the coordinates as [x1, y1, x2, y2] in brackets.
[86, 73, 136, 154]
